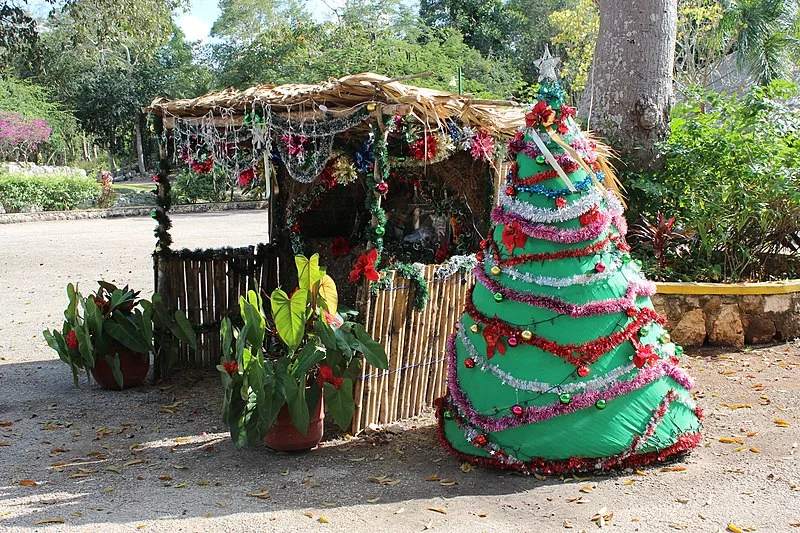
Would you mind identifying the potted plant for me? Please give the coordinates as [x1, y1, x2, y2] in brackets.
[218, 254, 389, 451]
[43, 281, 197, 390]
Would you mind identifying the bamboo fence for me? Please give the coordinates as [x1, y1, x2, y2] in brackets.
[352, 265, 474, 433]
[153, 245, 279, 375]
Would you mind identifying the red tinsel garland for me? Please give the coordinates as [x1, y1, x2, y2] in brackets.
[487, 233, 627, 266]
[464, 290, 666, 366]
[435, 402, 702, 476]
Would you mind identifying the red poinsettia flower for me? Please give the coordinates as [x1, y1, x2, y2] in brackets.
[331, 237, 353, 257]
[349, 249, 380, 283]
[221, 360, 239, 375]
[316, 364, 343, 389]
[65, 330, 79, 350]
[557, 104, 577, 134]
[633, 343, 659, 369]
[525, 101, 556, 128]
[501, 222, 527, 253]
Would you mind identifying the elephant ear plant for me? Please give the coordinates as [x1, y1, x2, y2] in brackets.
[218, 254, 389, 449]
[43, 281, 197, 388]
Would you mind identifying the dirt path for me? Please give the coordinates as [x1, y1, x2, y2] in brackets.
[0, 215, 798, 532]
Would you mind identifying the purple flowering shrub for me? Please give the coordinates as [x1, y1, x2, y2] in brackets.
[0, 112, 52, 160]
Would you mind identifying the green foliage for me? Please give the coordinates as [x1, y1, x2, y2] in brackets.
[627, 82, 800, 282]
[0, 173, 100, 211]
[171, 169, 227, 204]
[218, 255, 388, 448]
[43, 281, 196, 388]
[549, 0, 598, 98]
[0, 71, 81, 162]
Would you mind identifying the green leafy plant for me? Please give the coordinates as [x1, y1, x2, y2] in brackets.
[0, 173, 101, 212]
[218, 254, 389, 449]
[171, 168, 227, 204]
[628, 81, 800, 281]
[43, 282, 197, 387]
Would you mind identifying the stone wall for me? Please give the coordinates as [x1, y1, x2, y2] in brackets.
[652, 289, 800, 348]
[1, 162, 87, 179]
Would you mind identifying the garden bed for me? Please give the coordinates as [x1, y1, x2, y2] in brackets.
[652, 281, 800, 347]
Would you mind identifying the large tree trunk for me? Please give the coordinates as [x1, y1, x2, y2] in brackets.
[134, 114, 146, 175]
[579, 0, 677, 171]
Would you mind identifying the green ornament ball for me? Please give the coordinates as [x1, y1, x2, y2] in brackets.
[675, 345, 684, 356]
[639, 326, 650, 337]
[493, 292, 504, 302]
[444, 410, 453, 419]
[559, 393, 571, 404]
[595, 399, 607, 410]
[375, 226, 386, 236]
[150, 210, 158, 219]
[535, 155, 546, 165]
[622, 254, 632, 264]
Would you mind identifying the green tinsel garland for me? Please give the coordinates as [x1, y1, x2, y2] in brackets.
[370, 261, 429, 311]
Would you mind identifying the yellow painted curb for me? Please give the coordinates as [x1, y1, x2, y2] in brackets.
[655, 281, 800, 295]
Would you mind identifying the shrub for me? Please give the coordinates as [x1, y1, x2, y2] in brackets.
[0, 173, 101, 212]
[171, 168, 227, 204]
[627, 81, 800, 282]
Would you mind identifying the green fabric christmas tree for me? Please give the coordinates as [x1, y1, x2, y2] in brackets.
[436, 50, 703, 474]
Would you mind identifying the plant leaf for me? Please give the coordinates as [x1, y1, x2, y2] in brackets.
[324, 379, 355, 431]
[105, 315, 150, 354]
[270, 288, 307, 352]
[105, 354, 124, 389]
[283, 374, 309, 434]
[352, 323, 389, 369]
[317, 274, 338, 314]
[295, 254, 322, 292]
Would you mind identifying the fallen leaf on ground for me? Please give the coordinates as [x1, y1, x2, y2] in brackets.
[660, 467, 687, 472]
[563, 519, 574, 528]
[71, 511, 83, 517]
[727, 524, 744, 533]
[439, 479, 459, 486]
[101, 488, 114, 494]
[0, 442, 10, 446]
[247, 490, 271, 499]
[318, 517, 329, 523]
[579, 485, 594, 493]
[158, 476, 173, 481]
[623, 480, 637, 486]
[460, 463, 474, 473]
[197, 481, 210, 486]
[394, 508, 405, 514]
[124, 460, 143, 467]
[366, 497, 380, 503]
[775, 419, 791, 427]
[428, 507, 447, 515]
[719, 437, 744, 444]
[750, 447, 761, 453]
[426, 474, 441, 482]
[303, 512, 313, 518]
[202, 513, 212, 519]
[106, 466, 121, 474]
[18, 480, 38, 486]
[0, 421, 12, 426]
[635, 470, 646, 476]
[534, 473, 547, 481]
[591, 507, 613, 527]
[33, 518, 65, 524]
[369, 476, 400, 485]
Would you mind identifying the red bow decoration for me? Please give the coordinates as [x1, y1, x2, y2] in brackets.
[501, 221, 527, 253]
[349, 248, 380, 283]
[633, 343, 659, 369]
[556, 104, 577, 134]
[579, 205, 600, 226]
[483, 323, 506, 360]
[316, 364, 343, 389]
[525, 101, 556, 128]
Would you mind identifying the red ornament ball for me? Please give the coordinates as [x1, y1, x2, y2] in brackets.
[577, 365, 590, 377]
[376, 181, 389, 193]
[507, 336, 518, 347]
[473, 434, 488, 447]
[555, 197, 567, 208]
[464, 357, 476, 369]
[595, 261, 606, 273]
[505, 185, 516, 197]
[475, 251, 485, 262]
[626, 307, 638, 317]
[511, 404, 524, 416]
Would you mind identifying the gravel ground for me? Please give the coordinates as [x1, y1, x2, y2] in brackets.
[0, 214, 798, 532]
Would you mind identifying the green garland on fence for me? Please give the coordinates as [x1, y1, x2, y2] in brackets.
[370, 261, 429, 311]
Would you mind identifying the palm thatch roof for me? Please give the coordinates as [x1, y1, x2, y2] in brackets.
[147, 72, 525, 136]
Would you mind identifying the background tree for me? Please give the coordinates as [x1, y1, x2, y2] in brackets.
[579, 0, 679, 171]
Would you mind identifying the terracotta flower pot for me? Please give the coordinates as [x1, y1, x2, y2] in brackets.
[264, 397, 324, 452]
[91, 345, 150, 390]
